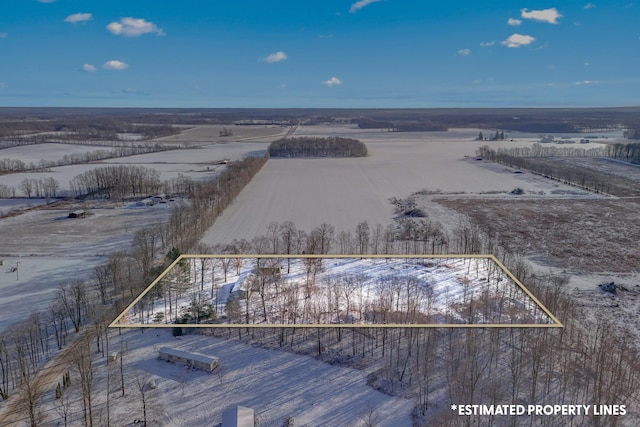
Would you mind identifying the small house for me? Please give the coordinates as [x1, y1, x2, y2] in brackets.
[222, 406, 255, 427]
[158, 347, 218, 372]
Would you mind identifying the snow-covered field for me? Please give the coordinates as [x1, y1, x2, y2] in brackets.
[201, 126, 603, 244]
[33, 329, 415, 427]
[0, 143, 107, 164]
[0, 203, 172, 329]
[0, 142, 269, 196]
[119, 257, 555, 327]
[153, 124, 287, 145]
[0, 255, 105, 329]
[0, 198, 52, 216]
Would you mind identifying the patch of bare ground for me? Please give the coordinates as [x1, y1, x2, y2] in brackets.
[435, 198, 640, 272]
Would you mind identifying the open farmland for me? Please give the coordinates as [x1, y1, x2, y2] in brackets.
[0, 203, 172, 328]
[435, 198, 640, 273]
[0, 143, 109, 165]
[202, 126, 600, 244]
[0, 142, 270, 196]
[153, 124, 287, 145]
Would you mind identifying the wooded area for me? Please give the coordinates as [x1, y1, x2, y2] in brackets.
[268, 137, 368, 158]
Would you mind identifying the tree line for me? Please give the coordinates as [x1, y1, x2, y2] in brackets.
[0, 119, 178, 141]
[476, 145, 617, 194]
[268, 137, 368, 158]
[605, 141, 640, 164]
[0, 144, 181, 177]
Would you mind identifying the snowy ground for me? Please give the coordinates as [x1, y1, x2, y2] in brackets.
[0, 198, 52, 216]
[0, 142, 270, 196]
[35, 329, 415, 427]
[0, 143, 107, 164]
[119, 257, 555, 327]
[0, 255, 105, 329]
[0, 202, 172, 330]
[201, 126, 604, 244]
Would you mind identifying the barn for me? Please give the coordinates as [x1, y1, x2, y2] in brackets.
[157, 347, 218, 372]
[222, 405, 255, 427]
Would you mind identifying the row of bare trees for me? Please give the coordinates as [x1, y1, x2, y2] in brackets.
[476, 145, 615, 194]
[69, 165, 162, 199]
[0, 144, 181, 176]
[19, 178, 60, 199]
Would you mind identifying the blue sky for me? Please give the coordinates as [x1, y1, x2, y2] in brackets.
[0, 0, 638, 107]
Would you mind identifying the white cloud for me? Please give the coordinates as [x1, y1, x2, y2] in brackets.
[323, 77, 342, 86]
[102, 60, 128, 70]
[65, 13, 93, 24]
[458, 49, 471, 56]
[263, 51, 288, 63]
[82, 64, 97, 72]
[37, 0, 56, 3]
[521, 8, 563, 24]
[480, 41, 495, 47]
[350, 0, 381, 13]
[584, 3, 596, 9]
[501, 33, 536, 48]
[575, 80, 599, 85]
[0, 32, 7, 39]
[508, 18, 522, 26]
[107, 17, 164, 37]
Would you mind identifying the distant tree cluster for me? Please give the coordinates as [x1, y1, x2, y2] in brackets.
[219, 127, 233, 137]
[476, 143, 606, 159]
[268, 137, 368, 158]
[69, 165, 162, 199]
[606, 142, 640, 164]
[0, 184, 15, 198]
[20, 177, 60, 198]
[476, 130, 505, 141]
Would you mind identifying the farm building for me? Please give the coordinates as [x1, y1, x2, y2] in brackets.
[157, 347, 218, 372]
[222, 406, 255, 427]
[68, 210, 86, 219]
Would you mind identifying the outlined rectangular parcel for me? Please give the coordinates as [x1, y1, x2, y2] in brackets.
[110, 254, 562, 328]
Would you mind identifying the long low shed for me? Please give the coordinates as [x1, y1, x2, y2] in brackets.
[158, 347, 218, 372]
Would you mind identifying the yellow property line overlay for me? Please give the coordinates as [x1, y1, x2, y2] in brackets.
[109, 254, 563, 328]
